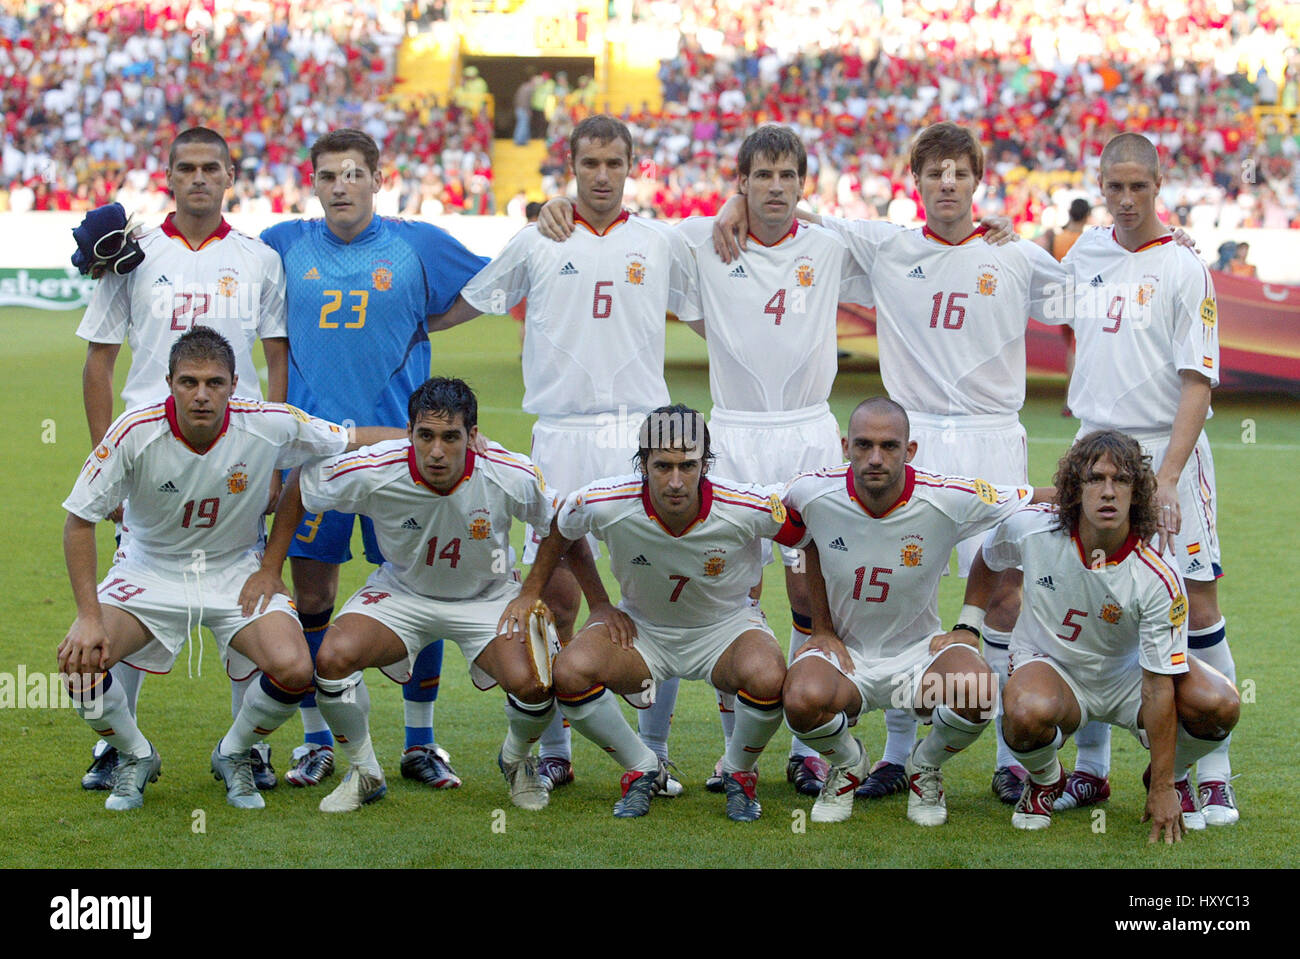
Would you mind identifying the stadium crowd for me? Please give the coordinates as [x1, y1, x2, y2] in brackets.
[0, 0, 497, 217]
[542, 0, 1300, 232]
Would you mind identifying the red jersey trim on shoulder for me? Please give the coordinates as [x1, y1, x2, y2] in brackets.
[478, 449, 541, 477]
[328, 448, 409, 481]
[745, 219, 799, 247]
[161, 212, 232, 251]
[165, 395, 230, 455]
[1070, 529, 1141, 568]
[642, 476, 713, 536]
[107, 404, 168, 447]
[573, 209, 631, 236]
[847, 464, 915, 518]
[407, 445, 474, 494]
[923, 223, 988, 246]
[1136, 546, 1181, 601]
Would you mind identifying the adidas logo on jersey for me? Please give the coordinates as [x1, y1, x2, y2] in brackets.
[1036, 575, 1056, 591]
[401, 517, 422, 530]
[153, 275, 170, 286]
[303, 267, 320, 280]
[907, 266, 926, 279]
[1186, 557, 1204, 572]
[157, 481, 179, 493]
[828, 537, 848, 551]
[559, 261, 579, 276]
[729, 265, 747, 279]
[1089, 274, 1104, 287]
[630, 554, 651, 566]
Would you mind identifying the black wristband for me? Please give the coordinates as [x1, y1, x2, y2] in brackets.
[952, 623, 982, 642]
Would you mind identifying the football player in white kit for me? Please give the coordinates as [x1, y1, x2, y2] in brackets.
[672, 125, 874, 797]
[962, 430, 1238, 840]
[1057, 133, 1239, 825]
[58, 328, 385, 811]
[73, 127, 289, 792]
[253, 378, 575, 813]
[437, 116, 696, 794]
[503, 406, 805, 820]
[781, 397, 1046, 825]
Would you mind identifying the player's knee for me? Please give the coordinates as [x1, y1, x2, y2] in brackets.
[985, 592, 1021, 633]
[292, 578, 338, 616]
[551, 648, 596, 697]
[1002, 683, 1054, 744]
[742, 657, 786, 703]
[314, 634, 360, 681]
[781, 675, 829, 731]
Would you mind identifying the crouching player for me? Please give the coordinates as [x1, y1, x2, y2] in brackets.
[503, 405, 804, 821]
[57, 327, 390, 811]
[963, 430, 1238, 841]
[250, 377, 572, 813]
[781, 397, 1045, 825]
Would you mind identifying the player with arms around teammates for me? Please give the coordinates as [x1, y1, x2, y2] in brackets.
[435, 115, 697, 794]
[504, 406, 805, 820]
[260, 129, 489, 792]
[58, 328, 397, 811]
[1057, 133, 1239, 827]
[73, 126, 289, 792]
[249, 378, 580, 813]
[963, 430, 1238, 841]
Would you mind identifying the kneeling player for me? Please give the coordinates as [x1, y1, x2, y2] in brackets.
[782, 397, 1045, 825]
[505, 405, 803, 821]
[57, 328, 383, 810]
[253, 378, 571, 813]
[963, 430, 1239, 842]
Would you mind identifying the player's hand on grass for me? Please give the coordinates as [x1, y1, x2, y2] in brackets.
[239, 568, 289, 616]
[712, 194, 749, 263]
[590, 601, 637, 650]
[264, 472, 283, 515]
[979, 215, 1019, 245]
[537, 197, 575, 241]
[803, 630, 854, 674]
[58, 615, 111, 676]
[1142, 785, 1185, 845]
[1154, 477, 1182, 554]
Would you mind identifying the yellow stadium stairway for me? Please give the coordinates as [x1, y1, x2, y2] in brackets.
[494, 140, 548, 206]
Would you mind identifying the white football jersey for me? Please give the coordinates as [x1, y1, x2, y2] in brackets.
[675, 216, 871, 412]
[76, 216, 287, 411]
[1065, 228, 1219, 432]
[557, 474, 804, 628]
[822, 216, 1071, 415]
[459, 212, 692, 415]
[63, 398, 347, 573]
[299, 441, 557, 601]
[981, 505, 1190, 684]
[784, 464, 1033, 660]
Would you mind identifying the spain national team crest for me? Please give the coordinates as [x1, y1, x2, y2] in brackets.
[796, 263, 814, 288]
[372, 266, 393, 291]
[901, 543, 923, 567]
[704, 556, 726, 577]
[1136, 282, 1155, 306]
[227, 470, 248, 495]
[1099, 601, 1123, 625]
[626, 260, 645, 285]
[977, 271, 997, 296]
[469, 517, 492, 540]
[216, 272, 239, 297]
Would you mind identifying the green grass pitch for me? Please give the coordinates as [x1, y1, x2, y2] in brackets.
[0, 306, 1294, 869]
